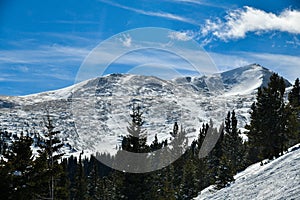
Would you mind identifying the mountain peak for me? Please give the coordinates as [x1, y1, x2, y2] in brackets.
[221, 64, 291, 89]
[241, 63, 272, 73]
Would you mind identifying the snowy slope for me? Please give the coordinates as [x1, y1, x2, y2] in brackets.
[195, 145, 300, 200]
[0, 64, 291, 155]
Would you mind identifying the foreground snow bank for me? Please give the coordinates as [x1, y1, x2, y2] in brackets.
[195, 144, 300, 200]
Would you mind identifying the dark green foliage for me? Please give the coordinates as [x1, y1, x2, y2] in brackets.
[117, 104, 150, 199]
[179, 150, 198, 199]
[0, 157, 11, 200]
[214, 155, 234, 189]
[122, 104, 149, 153]
[206, 125, 234, 189]
[0, 130, 11, 156]
[35, 113, 67, 199]
[246, 73, 296, 162]
[116, 104, 166, 200]
[288, 78, 300, 143]
[6, 134, 35, 199]
[288, 78, 300, 108]
[73, 151, 88, 199]
[223, 111, 246, 173]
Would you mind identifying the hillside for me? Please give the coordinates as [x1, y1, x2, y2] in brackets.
[195, 145, 300, 200]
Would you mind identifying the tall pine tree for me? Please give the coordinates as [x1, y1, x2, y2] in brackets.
[246, 73, 294, 162]
[223, 110, 245, 173]
[36, 113, 66, 199]
[5, 134, 35, 199]
[288, 78, 300, 109]
[288, 78, 300, 143]
[117, 104, 150, 200]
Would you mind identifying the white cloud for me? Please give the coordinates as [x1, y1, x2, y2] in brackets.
[165, 0, 228, 8]
[168, 31, 194, 41]
[13, 66, 29, 73]
[119, 34, 132, 47]
[286, 36, 300, 47]
[202, 6, 300, 40]
[209, 52, 251, 71]
[0, 45, 89, 64]
[98, 0, 197, 25]
[0, 45, 91, 83]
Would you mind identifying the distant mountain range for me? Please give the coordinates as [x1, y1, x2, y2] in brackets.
[0, 64, 292, 156]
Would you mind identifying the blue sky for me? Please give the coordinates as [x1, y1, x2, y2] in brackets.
[0, 0, 299, 95]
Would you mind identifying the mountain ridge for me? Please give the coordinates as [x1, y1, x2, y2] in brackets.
[16, 64, 291, 99]
[0, 64, 293, 155]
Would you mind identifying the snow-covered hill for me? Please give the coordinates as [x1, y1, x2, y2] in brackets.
[0, 64, 291, 155]
[195, 145, 300, 200]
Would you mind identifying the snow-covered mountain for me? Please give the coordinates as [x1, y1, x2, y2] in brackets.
[195, 144, 300, 200]
[0, 64, 291, 155]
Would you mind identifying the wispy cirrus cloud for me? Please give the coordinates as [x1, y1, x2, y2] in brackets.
[164, 0, 228, 9]
[98, 0, 198, 25]
[0, 45, 89, 64]
[40, 20, 101, 25]
[202, 6, 300, 41]
[0, 44, 91, 84]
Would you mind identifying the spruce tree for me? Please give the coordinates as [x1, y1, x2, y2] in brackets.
[55, 158, 70, 199]
[86, 156, 99, 199]
[117, 104, 150, 200]
[223, 111, 245, 173]
[122, 104, 149, 153]
[5, 134, 35, 199]
[288, 78, 300, 109]
[36, 113, 66, 199]
[195, 123, 210, 190]
[0, 130, 11, 156]
[73, 151, 88, 199]
[179, 150, 198, 200]
[288, 78, 300, 143]
[206, 124, 234, 189]
[246, 73, 291, 162]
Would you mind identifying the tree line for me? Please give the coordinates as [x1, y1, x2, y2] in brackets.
[0, 73, 299, 199]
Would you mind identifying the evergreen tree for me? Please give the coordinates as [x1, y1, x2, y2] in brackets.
[206, 124, 234, 189]
[179, 150, 198, 200]
[122, 104, 149, 153]
[36, 113, 66, 199]
[223, 111, 246, 173]
[4, 134, 35, 199]
[288, 78, 300, 109]
[198, 123, 209, 148]
[0, 130, 11, 156]
[73, 151, 87, 200]
[56, 158, 70, 200]
[86, 156, 99, 199]
[215, 155, 234, 189]
[0, 156, 11, 200]
[157, 165, 176, 200]
[117, 104, 150, 200]
[150, 134, 163, 151]
[246, 73, 292, 162]
[194, 123, 211, 190]
[288, 78, 300, 143]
